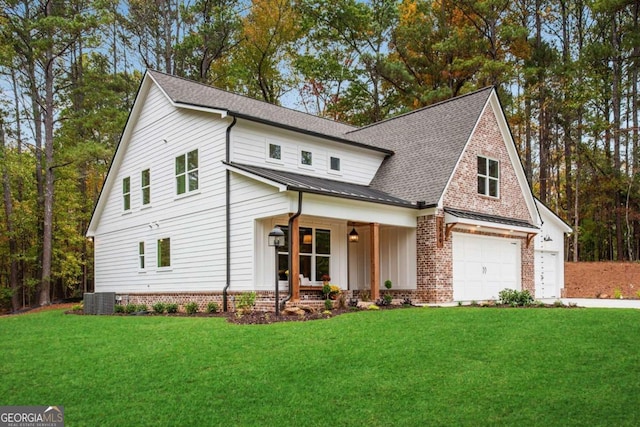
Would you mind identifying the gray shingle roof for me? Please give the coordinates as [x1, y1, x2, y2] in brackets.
[351, 87, 494, 206]
[148, 70, 494, 207]
[227, 162, 415, 208]
[147, 70, 392, 155]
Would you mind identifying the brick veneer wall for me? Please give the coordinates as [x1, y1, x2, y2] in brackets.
[443, 105, 532, 222]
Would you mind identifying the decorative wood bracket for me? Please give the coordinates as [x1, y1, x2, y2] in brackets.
[526, 233, 536, 248]
[445, 223, 457, 241]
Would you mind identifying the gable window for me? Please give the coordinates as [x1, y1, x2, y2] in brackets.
[276, 225, 330, 283]
[300, 150, 313, 166]
[477, 156, 499, 197]
[176, 149, 198, 195]
[139, 242, 146, 270]
[329, 156, 341, 172]
[268, 143, 281, 161]
[157, 238, 171, 268]
[122, 177, 131, 211]
[141, 169, 151, 205]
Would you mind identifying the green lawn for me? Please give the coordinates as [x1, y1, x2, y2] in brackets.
[1, 307, 639, 426]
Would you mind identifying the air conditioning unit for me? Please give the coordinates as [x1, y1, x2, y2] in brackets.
[83, 293, 95, 315]
[95, 292, 116, 315]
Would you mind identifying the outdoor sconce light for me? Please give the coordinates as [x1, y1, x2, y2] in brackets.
[268, 226, 285, 315]
[348, 227, 359, 243]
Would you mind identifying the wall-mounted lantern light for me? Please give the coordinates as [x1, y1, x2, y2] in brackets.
[348, 227, 359, 243]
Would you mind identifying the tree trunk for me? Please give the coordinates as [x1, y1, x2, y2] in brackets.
[1, 124, 20, 311]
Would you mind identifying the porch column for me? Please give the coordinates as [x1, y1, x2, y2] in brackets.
[291, 215, 300, 301]
[370, 222, 380, 301]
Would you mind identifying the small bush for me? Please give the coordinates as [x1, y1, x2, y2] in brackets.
[136, 304, 148, 312]
[185, 302, 198, 315]
[125, 304, 137, 314]
[613, 288, 623, 299]
[72, 303, 83, 312]
[402, 297, 412, 307]
[236, 292, 256, 312]
[384, 279, 392, 290]
[553, 299, 565, 307]
[324, 299, 334, 311]
[206, 302, 219, 313]
[498, 289, 533, 307]
[0, 287, 14, 310]
[360, 290, 370, 302]
[152, 302, 166, 314]
[114, 305, 125, 313]
[383, 294, 393, 305]
[348, 298, 359, 307]
[368, 304, 380, 310]
[165, 303, 178, 314]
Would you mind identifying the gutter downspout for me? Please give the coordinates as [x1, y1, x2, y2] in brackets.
[282, 192, 303, 310]
[223, 116, 237, 312]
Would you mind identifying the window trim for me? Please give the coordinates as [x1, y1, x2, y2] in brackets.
[175, 149, 199, 196]
[266, 141, 283, 164]
[477, 155, 500, 198]
[141, 168, 151, 207]
[157, 237, 171, 269]
[298, 148, 314, 169]
[328, 155, 342, 175]
[122, 176, 131, 212]
[138, 241, 146, 272]
[276, 225, 331, 284]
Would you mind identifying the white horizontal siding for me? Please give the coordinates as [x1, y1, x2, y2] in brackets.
[94, 83, 233, 293]
[231, 120, 384, 185]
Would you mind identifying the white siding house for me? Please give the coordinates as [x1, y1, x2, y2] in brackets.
[87, 70, 570, 311]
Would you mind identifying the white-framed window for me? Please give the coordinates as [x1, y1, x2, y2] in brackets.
[477, 156, 499, 198]
[300, 149, 313, 167]
[141, 169, 151, 205]
[157, 238, 171, 268]
[122, 176, 131, 211]
[276, 225, 330, 283]
[267, 142, 282, 162]
[139, 242, 146, 270]
[176, 149, 198, 195]
[329, 156, 341, 173]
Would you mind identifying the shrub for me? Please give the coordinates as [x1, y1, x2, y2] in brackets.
[185, 302, 198, 315]
[384, 279, 392, 290]
[360, 290, 370, 302]
[383, 294, 393, 305]
[152, 302, 166, 314]
[125, 304, 137, 314]
[553, 299, 565, 308]
[348, 298, 359, 307]
[165, 303, 178, 314]
[236, 292, 256, 312]
[114, 305, 125, 313]
[136, 304, 148, 312]
[368, 304, 380, 310]
[0, 287, 13, 309]
[324, 299, 334, 311]
[402, 297, 412, 307]
[206, 302, 219, 313]
[498, 289, 533, 307]
[613, 288, 623, 299]
[72, 303, 83, 311]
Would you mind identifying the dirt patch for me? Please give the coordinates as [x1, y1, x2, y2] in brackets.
[564, 262, 640, 299]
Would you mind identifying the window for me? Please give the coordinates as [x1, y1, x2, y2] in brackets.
[157, 238, 171, 268]
[176, 149, 198, 195]
[300, 150, 312, 166]
[122, 177, 131, 211]
[276, 226, 330, 282]
[477, 156, 499, 197]
[139, 242, 145, 270]
[329, 156, 341, 172]
[268, 143, 281, 161]
[141, 169, 151, 205]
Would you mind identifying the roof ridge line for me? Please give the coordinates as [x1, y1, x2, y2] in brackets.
[346, 86, 494, 135]
[147, 69, 359, 130]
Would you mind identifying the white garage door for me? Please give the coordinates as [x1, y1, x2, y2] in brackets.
[535, 251, 558, 298]
[452, 233, 521, 301]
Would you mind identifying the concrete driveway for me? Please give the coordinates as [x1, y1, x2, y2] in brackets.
[542, 298, 640, 309]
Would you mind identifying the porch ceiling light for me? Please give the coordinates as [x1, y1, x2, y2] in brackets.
[268, 226, 285, 247]
[349, 227, 359, 243]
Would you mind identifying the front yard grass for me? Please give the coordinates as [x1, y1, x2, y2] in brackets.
[1, 307, 639, 426]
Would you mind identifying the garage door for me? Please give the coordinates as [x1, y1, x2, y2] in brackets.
[535, 251, 558, 298]
[452, 233, 521, 301]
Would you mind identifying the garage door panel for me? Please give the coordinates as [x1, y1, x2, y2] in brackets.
[453, 233, 521, 301]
